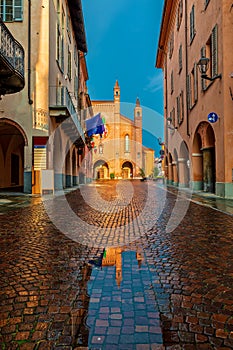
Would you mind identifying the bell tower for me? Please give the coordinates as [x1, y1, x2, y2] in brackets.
[134, 97, 142, 172]
[113, 80, 120, 176]
[134, 97, 142, 144]
[114, 80, 120, 103]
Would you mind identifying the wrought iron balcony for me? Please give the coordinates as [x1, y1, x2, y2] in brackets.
[0, 17, 25, 96]
[49, 86, 85, 144]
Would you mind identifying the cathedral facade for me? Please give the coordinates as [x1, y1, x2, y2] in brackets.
[91, 81, 154, 180]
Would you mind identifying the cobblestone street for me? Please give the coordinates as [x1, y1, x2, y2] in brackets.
[1, 180, 233, 349]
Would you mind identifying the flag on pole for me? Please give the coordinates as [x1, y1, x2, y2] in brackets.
[85, 113, 105, 137]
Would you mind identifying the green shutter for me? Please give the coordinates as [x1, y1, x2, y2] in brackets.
[176, 96, 180, 124]
[194, 63, 198, 103]
[211, 24, 218, 77]
[181, 90, 184, 122]
[200, 47, 206, 90]
[187, 74, 191, 109]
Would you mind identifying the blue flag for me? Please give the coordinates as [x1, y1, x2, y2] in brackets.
[86, 113, 105, 136]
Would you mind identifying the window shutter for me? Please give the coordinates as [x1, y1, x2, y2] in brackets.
[189, 11, 193, 42]
[211, 24, 218, 77]
[180, 0, 183, 18]
[187, 74, 191, 109]
[179, 45, 182, 72]
[200, 47, 206, 90]
[171, 71, 174, 94]
[194, 63, 198, 102]
[14, 0, 23, 21]
[176, 96, 180, 124]
[181, 90, 184, 122]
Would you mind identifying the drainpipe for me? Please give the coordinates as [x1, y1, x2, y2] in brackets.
[28, 0, 33, 104]
[185, 0, 190, 136]
[164, 56, 168, 148]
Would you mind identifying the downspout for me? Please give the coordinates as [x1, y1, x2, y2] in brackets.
[28, 0, 33, 104]
[164, 55, 168, 149]
[185, 0, 190, 136]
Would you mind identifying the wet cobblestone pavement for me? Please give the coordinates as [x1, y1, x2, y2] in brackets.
[0, 180, 233, 349]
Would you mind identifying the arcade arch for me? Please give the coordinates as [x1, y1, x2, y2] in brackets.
[0, 118, 27, 191]
[192, 122, 216, 193]
[94, 160, 109, 179]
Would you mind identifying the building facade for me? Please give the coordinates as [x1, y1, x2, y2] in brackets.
[91, 81, 154, 180]
[0, 0, 92, 194]
[156, 0, 233, 198]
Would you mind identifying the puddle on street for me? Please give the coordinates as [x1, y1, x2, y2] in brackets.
[73, 249, 163, 348]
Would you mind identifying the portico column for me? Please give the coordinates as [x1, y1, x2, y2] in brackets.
[172, 161, 178, 186]
[178, 158, 189, 188]
[192, 153, 203, 190]
[168, 162, 173, 185]
[202, 147, 214, 192]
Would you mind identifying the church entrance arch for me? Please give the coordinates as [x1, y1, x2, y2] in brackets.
[121, 161, 133, 179]
[0, 118, 27, 191]
[94, 160, 109, 179]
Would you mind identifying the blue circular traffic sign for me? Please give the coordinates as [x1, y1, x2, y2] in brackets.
[208, 112, 219, 123]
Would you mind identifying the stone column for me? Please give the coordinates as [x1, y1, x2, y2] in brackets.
[202, 147, 214, 192]
[168, 162, 173, 185]
[191, 153, 203, 190]
[178, 158, 189, 188]
[172, 161, 178, 186]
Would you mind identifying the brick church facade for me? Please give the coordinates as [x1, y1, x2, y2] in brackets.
[91, 81, 154, 180]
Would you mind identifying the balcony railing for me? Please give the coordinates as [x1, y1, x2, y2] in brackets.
[50, 86, 85, 142]
[0, 17, 25, 94]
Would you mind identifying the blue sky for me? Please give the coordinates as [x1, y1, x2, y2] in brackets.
[82, 0, 164, 154]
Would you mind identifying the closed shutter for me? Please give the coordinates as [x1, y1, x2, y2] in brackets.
[179, 45, 182, 72]
[171, 71, 174, 94]
[200, 47, 206, 90]
[211, 24, 218, 77]
[181, 90, 184, 122]
[190, 5, 195, 42]
[187, 74, 191, 109]
[176, 96, 180, 124]
[194, 63, 198, 103]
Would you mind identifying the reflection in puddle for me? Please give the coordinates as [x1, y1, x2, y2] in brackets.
[73, 249, 163, 348]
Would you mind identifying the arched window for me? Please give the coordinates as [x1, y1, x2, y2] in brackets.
[125, 134, 130, 153]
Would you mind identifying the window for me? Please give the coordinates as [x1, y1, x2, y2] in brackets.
[171, 71, 174, 94]
[74, 74, 78, 100]
[190, 5, 195, 43]
[67, 15, 71, 41]
[176, 91, 184, 124]
[67, 48, 71, 80]
[125, 134, 130, 153]
[169, 31, 174, 59]
[0, 0, 23, 21]
[201, 25, 219, 90]
[56, 24, 64, 71]
[179, 45, 182, 73]
[56, 82, 64, 106]
[177, 0, 183, 30]
[169, 108, 175, 128]
[99, 143, 103, 154]
[57, 0, 60, 14]
[187, 64, 198, 109]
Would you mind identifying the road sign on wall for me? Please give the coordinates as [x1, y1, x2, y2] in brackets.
[208, 112, 219, 123]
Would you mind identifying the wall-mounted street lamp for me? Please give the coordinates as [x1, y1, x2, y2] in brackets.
[167, 117, 176, 131]
[197, 56, 222, 81]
